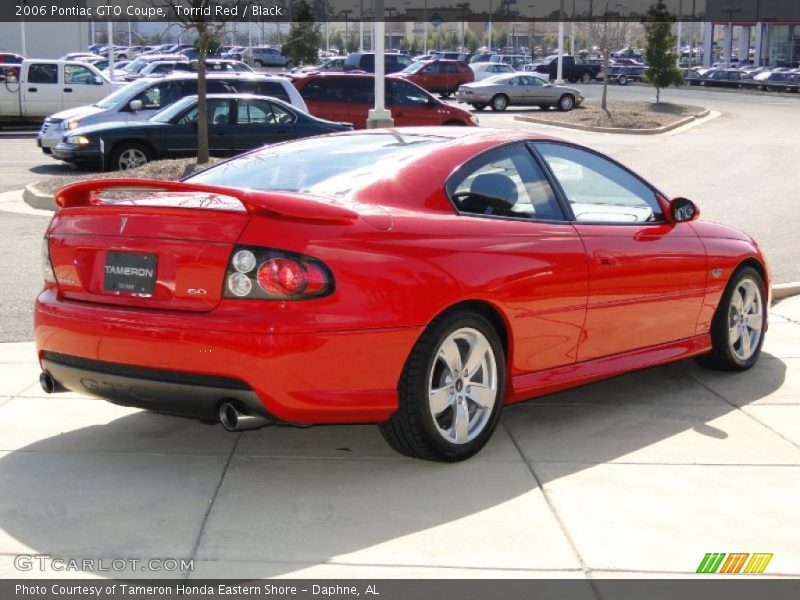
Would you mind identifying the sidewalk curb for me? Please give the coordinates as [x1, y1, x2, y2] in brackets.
[514, 108, 711, 135]
[773, 282, 800, 301]
[23, 183, 56, 211]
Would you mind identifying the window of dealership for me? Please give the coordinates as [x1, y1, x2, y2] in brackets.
[767, 25, 800, 66]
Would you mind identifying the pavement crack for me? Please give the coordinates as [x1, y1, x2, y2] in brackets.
[501, 419, 602, 597]
[184, 432, 242, 581]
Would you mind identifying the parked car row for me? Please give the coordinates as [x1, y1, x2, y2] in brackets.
[686, 66, 800, 92]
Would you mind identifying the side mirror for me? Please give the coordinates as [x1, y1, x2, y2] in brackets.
[93, 76, 103, 85]
[669, 197, 700, 223]
[129, 100, 143, 112]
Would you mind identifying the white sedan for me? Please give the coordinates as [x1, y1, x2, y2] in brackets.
[469, 62, 516, 81]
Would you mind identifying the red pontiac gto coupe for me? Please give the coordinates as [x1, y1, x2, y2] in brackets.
[35, 128, 769, 461]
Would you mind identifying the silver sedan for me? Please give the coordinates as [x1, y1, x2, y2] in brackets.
[455, 74, 584, 112]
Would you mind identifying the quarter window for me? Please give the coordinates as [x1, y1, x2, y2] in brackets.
[447, 145, 564, 221]
[534, 143, 664, 223]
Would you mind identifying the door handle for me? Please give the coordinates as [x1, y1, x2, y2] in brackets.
[593, 251, 619, 267]
[28, 87, 37, 92]
[64, 88, 73, 93]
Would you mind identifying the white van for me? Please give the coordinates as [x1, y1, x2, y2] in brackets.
[37, 72, 308, 155]
[0, 60, 120, 124]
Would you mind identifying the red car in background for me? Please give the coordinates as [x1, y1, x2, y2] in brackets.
[35, 128, 769, 462]
[292, 73, 477, 129]
[0, 52, 25, 64]
[395, 59, 475, 97]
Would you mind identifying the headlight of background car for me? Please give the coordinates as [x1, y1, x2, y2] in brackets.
[65, 119, 81, 131]
[66, 135, 92, 145]
[469, 115, 480, 125]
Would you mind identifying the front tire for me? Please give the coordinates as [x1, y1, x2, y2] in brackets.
[471, 103, 487, 111]
[379, 311, 506, 462]
[490, 94, 508, 111]
[618, 74, 629, 86]
[580, 72, 592, 84]
[558, 94, 576, 111]
[110, 142, 151, 172]
[695, 266, 766, 371]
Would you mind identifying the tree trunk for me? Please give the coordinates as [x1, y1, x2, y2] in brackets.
[196, 26, 210, 166]
[601, 51, 610, 112]
[656, 87, 661, 103]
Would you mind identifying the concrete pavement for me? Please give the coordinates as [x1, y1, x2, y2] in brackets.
[0, 296, 798, 581]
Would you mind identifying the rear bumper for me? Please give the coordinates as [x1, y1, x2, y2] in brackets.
[41, 351, 270, 423]
[35, 290, 419, 424]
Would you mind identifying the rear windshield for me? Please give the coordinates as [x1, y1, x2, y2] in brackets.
[186, 133, 447, 197]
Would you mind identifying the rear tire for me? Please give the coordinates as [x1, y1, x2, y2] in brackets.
[379, 310, 506, 462]
[490, 94, 508, 112]
[471, 103, 486, 111]
[695, 266, 766, 372]
[580, 72, 592, 83]
[254, 59, 263, 68]
[538, 104, 551, 111]
[618, 74, 629, 86]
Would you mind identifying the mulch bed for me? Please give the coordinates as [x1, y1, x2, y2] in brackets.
[532, 101, 707, 129]
[37, 157, 223, 196]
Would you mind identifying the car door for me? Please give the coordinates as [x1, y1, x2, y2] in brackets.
[344, 77, 374, 127]
[165, 98, 235, 157]
[504, 76, 526, 103]
[446, 143, 588, 375]
[298, 77, 350, 124]
[24, 63, 61, 116]
[520, 75, 547, 104]
[387, 79, 444, 126]
[419, 61, 445, 92]
[233, 98, 297, 151]
[532, 142, 707, 361]
[63, 64, 104, 108]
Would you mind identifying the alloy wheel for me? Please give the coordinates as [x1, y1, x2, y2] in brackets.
[118, 148, 148, 170]
[728, 277, 764, 361]
[428, 327, 498, 445]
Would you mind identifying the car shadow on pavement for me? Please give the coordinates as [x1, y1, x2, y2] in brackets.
[0, 354, 788, 577]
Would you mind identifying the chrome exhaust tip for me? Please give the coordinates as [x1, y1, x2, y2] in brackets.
[219, 402, 268, 432]
[39, 371, 64, 394]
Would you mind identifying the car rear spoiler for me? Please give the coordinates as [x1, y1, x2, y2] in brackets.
[53, 178, 358, 225]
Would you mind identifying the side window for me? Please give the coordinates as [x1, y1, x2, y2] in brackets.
[208, 99, 232, 125]
[446, 144, 564, 221]
[254, 81, 290, 103]
[344, 77, 373, 104]
[387, 79, 429, 107]
[301, 78, 344, 102]
[441, 63, 458, 73]
[28, 63, 58, 84]
[534, 143, 663, 223]
[237, 100, 295, 125]
[64, 65, 95, 85]
[425, 62, 441, 74]
[361, 55, 375, 71]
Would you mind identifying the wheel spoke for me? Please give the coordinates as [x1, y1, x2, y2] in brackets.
[467, 383, 495, 409]
[453, 400, 469, 443]
[729, 323, 741, 345]
[438, 338, 462, 374]
[429, 386, 453, 415]
[732, 290, 744, 313]
[742, 282, 757, 312]
[741, 327, 752, 357]
[747, 313, 763, 331]
[463, 335, 490, 378]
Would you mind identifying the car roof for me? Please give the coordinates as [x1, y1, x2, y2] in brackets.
[161, 72, 284, 82]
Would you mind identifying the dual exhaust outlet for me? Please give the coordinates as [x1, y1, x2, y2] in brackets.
[39, 371, 267, 432]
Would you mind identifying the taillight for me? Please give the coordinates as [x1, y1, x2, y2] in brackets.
[223, 245, 333, 300]
[42, 236, 55, 284]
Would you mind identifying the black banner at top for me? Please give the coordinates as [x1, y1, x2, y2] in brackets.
[4, 0, 800, 23]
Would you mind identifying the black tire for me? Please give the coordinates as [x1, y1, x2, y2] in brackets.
[490, 94, 508, 112]
[557, 93, 576, 111]
[254, 59, 263, 68]
[538, 104, 551, 111]
[695, 266, 767, 372]
[618, 74, 629, 86]
[379, 310, 506, 462]
[471, 103, 486, 111]
[442, 120, 465, 126]
[580, 72, 592, 84]
[110, 142, 151, 172]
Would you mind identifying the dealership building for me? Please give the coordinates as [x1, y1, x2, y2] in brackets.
[704, 22, 800, 67]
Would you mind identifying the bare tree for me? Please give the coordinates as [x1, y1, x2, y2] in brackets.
[578, 10, 630, 112]
[151, 0, 250, 165]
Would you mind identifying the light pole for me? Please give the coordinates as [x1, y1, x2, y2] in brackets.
[359, 0, 364, 51]
[721, 6, 742, 65]
[570, 0, 576, 56]
[456, 3, 470, 51]
[367, 0, 393, 128]
[677, 0, 683, 67]
[488, 0, 493, 52]
[341, 10, 353, 51]
[556, 0, 564, 83]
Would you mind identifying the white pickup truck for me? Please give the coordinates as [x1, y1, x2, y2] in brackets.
[0, 60, 121, 125]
